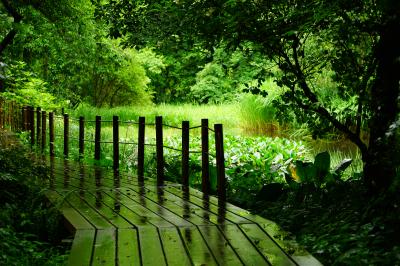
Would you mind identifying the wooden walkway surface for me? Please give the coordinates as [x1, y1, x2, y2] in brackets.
[45, 158, 321, 266]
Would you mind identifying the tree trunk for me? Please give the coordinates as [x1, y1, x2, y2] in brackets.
[364, 14, 400, 192]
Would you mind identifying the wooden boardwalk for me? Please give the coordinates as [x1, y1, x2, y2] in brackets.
[45, 158, 321, 266]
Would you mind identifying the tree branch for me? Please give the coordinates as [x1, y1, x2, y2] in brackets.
[289, 39, 368, 157]
[0, 0, 23, 56]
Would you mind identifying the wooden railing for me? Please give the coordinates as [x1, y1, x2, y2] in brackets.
[1, 100, 227, 200]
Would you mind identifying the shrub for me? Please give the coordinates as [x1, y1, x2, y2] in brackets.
[0, 61, 63, 110]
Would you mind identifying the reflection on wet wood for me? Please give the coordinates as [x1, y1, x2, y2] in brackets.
[46, 159, 321, 266]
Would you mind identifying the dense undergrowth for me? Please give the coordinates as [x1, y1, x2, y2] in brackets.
[249, 181, 400, 265]
[0, 132, 68, 265]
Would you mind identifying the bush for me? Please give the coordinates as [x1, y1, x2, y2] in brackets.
[0, 135, 67, 265]
[148, 135, 308, 204]
[0, 61, 64, 110]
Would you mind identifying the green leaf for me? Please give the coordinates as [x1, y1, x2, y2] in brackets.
[333, 158, 352, 177]
[295, 160, 316, 183]
[314, 151, 330, 183]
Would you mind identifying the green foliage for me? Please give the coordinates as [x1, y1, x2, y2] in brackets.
[189, 63, 233, 103]
[138, 135, 307, 205]
[1, 0, 157, 107]
[0, 136, 67, 265]
[286, 151, 353, 189]
[189, 43, 274, 104]
[84, 39, 155, 107]
[0, 61, 62, 109]
[97, 0, 400, 191]
[0, 227, 67, 266]
[259, 180, 400, 265]
[223, 136, 307, 203]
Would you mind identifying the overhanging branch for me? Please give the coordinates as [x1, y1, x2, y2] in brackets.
[288, 38, 368, 157]
[0, 0, 23, 56]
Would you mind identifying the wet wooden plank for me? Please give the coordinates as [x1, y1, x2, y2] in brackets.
[118, 228, 141, 266]
[107, 188, 190, 227]
[198, 225, 243, 265]
[62, 208, 94, 231]
[80, 191, 135, 229]
[239, 224, 295, 266]
[166, 185, 256, 221]
[164, 186, 252, 224]
[51, 166, 208, 227]
[179, 226, 218, 266]
[67, 229, 95, 266]
[92, 229, 116, 266]
[104, 191, 160, 228]
[46, 190, 94, 230]
[58, 190, 114, 229]
[52, 174, 192, 228]
[220, 224, 269, 265]
[159, 227, 192, 266]
[123, 185, 223, 226]
[47, 160, 321, 266]
[138, 227, 167, 266]
[256, 223, 323, 266]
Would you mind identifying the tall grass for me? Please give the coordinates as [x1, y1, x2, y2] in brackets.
[71, 103, 242, 133]
[239, 94, 281, 135]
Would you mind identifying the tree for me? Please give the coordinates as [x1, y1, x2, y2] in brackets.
[1, 0, 157, 107]
[98, 0, 400, 192]
[0, 0, 81, 56]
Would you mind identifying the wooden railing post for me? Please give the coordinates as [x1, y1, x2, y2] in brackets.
[29, 106, 35, 146]
[155, 116, 164, 185]
[79, 116, 84, 159]
[95, 116, 101, 161]
[182, 121, 190, 186]
[201, 119, 210, 194]
[137, 116, 145, 182]
[41, 111, 46, 152]
[63, 114, 69, 158]
[49, 112, 54, 157]
[113, 116, 119, 173]
[214, 124, 226, 201]
[36, 107, 41, 147]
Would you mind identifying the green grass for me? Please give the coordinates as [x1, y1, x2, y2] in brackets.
[71, 103, 242, 134]
[239, 94, 280, 135]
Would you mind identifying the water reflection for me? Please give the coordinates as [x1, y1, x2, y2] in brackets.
[114, 188, 121, 213]
[113, 170, 121, 212]
[79, 163, 85, 197]
[63, 159, 69, 188]
[202, 194, 210, 221]
[218, 199, 227, 224]
[113, 170, 120, 188]
[157, 186, 165, 217]
[138, 181, 146, 207]
[49, 156, 55, 190]
[184, 227, 192, 243]
[182, 186, 190, 220]
[95, 166, 102, 208]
